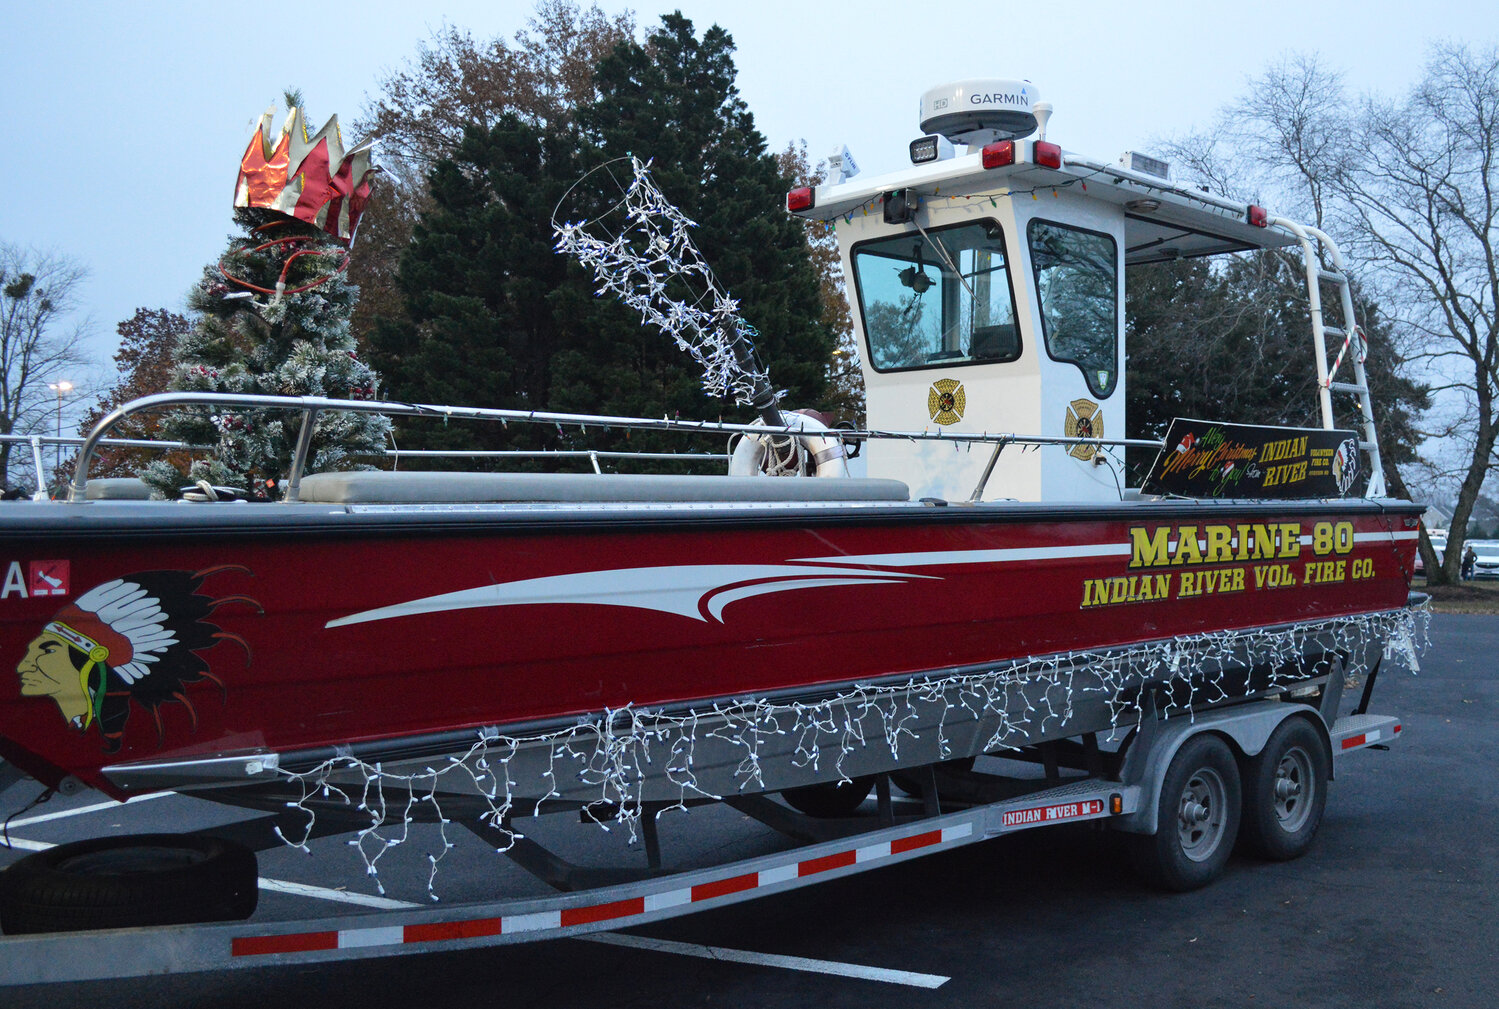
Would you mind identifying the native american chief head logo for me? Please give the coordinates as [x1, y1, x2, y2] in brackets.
[1333, 437, 1360, 496]
[14, 567, 259, 753]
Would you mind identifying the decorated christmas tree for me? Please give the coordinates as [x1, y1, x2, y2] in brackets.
[141, 99, 391, 499]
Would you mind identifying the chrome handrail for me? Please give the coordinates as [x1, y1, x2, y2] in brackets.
[68, 392, 1157, 503]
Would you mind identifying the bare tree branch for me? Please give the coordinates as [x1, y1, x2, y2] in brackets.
[0, 241, 91, 490]
[1331, 44, 1499, 580]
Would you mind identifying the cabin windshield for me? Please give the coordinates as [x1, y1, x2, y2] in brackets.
[1027, 220, 1119, 398]
[853, 221, 1019, 372]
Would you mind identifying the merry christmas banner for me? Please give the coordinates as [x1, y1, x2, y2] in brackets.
[1143, 419, 1361, 499]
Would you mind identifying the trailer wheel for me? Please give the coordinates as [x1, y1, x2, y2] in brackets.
[1132, 734, 1241, 891]
[1238, 718, 1330, 861]
[0, 833, 258, 935]
[781, 776, 874, 818]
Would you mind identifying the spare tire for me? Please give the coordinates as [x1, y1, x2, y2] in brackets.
[0, 833, 258, 934]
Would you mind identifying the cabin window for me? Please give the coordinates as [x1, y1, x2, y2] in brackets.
[1027, 220, 1119, 398]
[852, 221, 1020, 372]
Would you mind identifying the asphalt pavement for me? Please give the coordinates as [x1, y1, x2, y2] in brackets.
[2, 612, 1495, 1008]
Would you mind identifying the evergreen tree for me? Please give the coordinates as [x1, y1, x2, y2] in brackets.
[370, 116, 581, 458]
[368, 14, 833, 464]
[568, 13, 832, 417]
[349, 2, 635, 348]
[141, 207, 391, 498]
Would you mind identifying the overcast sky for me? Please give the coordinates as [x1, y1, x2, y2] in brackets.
[1, 0, 1493, 414]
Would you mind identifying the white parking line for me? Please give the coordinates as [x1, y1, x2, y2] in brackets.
[2, 793, 175, 851]
[4, 792, 171, 831]
[578, 932, 951, 989]
[0, 836, 50, 852]
[256, 878, 419, 910]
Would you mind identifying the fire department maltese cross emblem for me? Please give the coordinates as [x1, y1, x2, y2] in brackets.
[1065, 398, 1102, 460]
[927, 379, 965, 425]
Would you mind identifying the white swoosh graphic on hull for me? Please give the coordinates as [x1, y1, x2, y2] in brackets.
[790, 543, 1132, 567]
[703, 576, 910, 622]
[326, 564, 937, 628]
[325, 526, 1402, 632]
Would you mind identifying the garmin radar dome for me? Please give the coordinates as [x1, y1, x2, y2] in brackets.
[919, 79, 1041, 147]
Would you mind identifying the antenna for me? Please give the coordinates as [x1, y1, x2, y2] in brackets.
[1033, 102, 1054, 142]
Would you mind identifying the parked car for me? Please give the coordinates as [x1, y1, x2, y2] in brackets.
[1416, 534, 1447, 576]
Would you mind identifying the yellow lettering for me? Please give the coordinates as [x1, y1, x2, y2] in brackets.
[1249, 524, 1278, 561]
[1129, 526, 1171, 569]
[1278, 523, 1301, 559]
[1174, 526, 1203, 565]
[1206, 526, 1234, 563]
[1303, 561, 1344, 584]
[1254, 562, 1295, 588]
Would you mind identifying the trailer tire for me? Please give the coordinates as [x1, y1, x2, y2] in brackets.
[1238, 717, 1330, 861]
[1131, 734, 1241, 892]
[0, 833, 258, 935]
[781, 777, 875, 818]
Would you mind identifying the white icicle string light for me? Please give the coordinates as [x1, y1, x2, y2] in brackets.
[274, 605, 1427, 899]
[553, 157, 768, 405]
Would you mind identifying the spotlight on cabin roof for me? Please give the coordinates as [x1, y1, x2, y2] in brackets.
[919, 79, 1041, 148]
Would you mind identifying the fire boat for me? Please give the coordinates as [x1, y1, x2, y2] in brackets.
[0, 81, 1422, 910]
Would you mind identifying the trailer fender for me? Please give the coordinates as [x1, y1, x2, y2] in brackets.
[1112, 702, 1327, 835]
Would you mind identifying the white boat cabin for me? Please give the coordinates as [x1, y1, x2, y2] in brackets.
[787, 79, 1307, 504]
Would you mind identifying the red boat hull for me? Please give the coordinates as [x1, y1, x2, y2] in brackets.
[0, 499, 1421, 798]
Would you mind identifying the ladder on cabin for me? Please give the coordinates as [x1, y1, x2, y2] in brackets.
[1271, 217, 1387, 499]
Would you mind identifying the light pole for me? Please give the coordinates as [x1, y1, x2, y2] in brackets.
[48, 379, 73, 490]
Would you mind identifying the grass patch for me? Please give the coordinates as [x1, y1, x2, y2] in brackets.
[1413, 577, 1499, 614]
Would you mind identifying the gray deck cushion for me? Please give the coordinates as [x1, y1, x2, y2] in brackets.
[84, 478, 156, 500]
[296, 471, 910, 504]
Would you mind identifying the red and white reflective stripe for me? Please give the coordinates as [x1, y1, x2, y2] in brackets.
[1341, 724, 1401, 750]
[232, 822, 973, 958]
